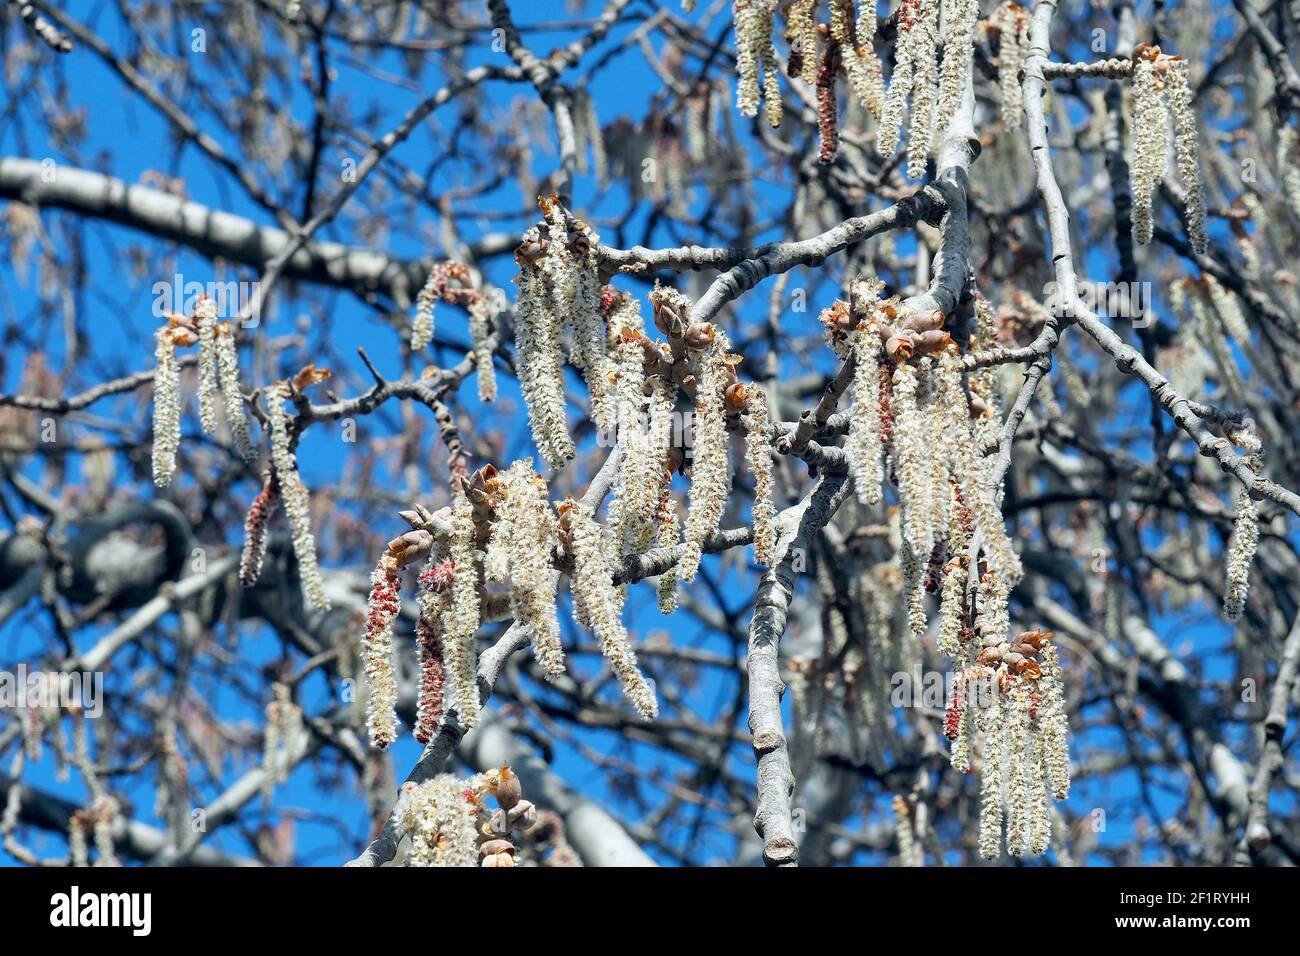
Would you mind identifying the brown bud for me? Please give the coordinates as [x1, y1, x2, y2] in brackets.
[161, 326, 199, 348]
[515, 236, 546, 265]
[885, 332, 918, 362]
[1015, 659, 1042, 680]
[901, 308, 945, 333]
[494, 765, 522, 810]
[554, 500, 577, 552]
[508, 799, 537, 830]
[569, 228, 592, 258]
[829, 300, 853, 330]
[915, 329, 954, 355]
[724, 382, 751, 413]
[466, 464, 498, 507]
[292, 363, 331, 392]
[1017, 628, 1051, 651]
[684, 322, 715, 349]
[387, 529, 434, 568]
[652, 295, 686, 337]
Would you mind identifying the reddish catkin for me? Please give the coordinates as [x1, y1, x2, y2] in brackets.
[239, 474, 280, 587]
[414, 615, 446, 745]
[944, 677, 966, 741]
[817, 41, 840, 164]
[414, 559, 454, 743]
[363, 559, 402, 749]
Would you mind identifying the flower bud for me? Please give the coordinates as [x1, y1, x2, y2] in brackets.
[387, 529, 434, 568]
[724, 382, 751, 413]
[479, 838, 515, 858]
[684, 322, 716, 348]
[494, 764, 522, 810]
[901, 308, 945, 333]
[915, 329, 954, 355]
[508, 799, 537, 830]
[885, 332, 918, 362]
[1015, 659, 1042, 679]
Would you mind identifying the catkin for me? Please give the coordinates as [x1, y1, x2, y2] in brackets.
[265, 381, 330, 611]
[195, 296, 220, 434]
[680, 335, 732, 582]
[239, 473, 280, 586]
[847, 321, 885, 507]
[494, 462, 566, 678]
[397, 776, 480, 867]
[514, 202, 609, 465]
[469, 293, 498, 403]
[1165, 60, 1207, 255]
[151, 330, 182, 488]
[934, 0, 978, 143]
[844, 6, 886, 120]
[214, 324, 255, 461]
[411, 266, 440, 352]
[891, 362, 934, 558]
[991, 1, 1028, 127]
[976, 690, 1004, 860]
[743, 389, 775, 566]
[565, 498, 659, 719]
[734, 0, 762, 118]
[1131, 58, 1168, 246]
[414, 560, 453, 744]
[363, 557, 401, 749]
[443, 491, 483, 727]
[905, 0, 940, 179]
[1223, 488, 1258, 621]
[514, 266, 574, 468]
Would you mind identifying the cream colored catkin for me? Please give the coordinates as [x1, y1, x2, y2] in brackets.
[514, 266, 575, 468]
[215, 324, 255, 461]
[680, 335, 732, 581]
[565, 498, 659, 719]
[1223, 488, 1258, 621]
[265, 381, 330, 612]
[443, 490, 482, 727]
[1164, 60, 1207, 255]
[469, 293, 498, 403]
[847, 327, 884, 507]
[396, 776, 480, 867]
[905, 0, 940, 179]
[195, 296, 220, 434]
[1130, 58, 1167, 246]
[743, 388, 775, 566]
[151, 331, 182, 488]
